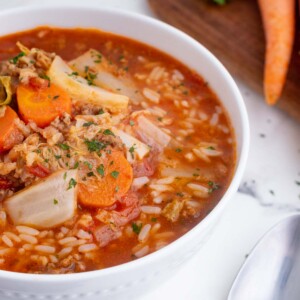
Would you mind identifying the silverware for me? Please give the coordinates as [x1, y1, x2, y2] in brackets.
[228, 214, 300, 300]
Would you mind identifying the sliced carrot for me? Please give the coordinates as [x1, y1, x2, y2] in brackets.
[78, 151, 133, 208]
[17, 82, 72, 128]
[258, 0, 295, 105]
[0, 106, 23, 153]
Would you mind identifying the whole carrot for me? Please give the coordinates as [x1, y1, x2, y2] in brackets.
[258, 0, 295, 105]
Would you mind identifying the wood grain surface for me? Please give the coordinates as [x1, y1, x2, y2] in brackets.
[149, 0, 300, 122]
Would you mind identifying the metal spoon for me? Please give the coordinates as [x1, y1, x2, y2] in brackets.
[228, 214, 300, 300]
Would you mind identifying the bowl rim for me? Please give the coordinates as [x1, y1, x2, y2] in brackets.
[0, 4, 250, 282]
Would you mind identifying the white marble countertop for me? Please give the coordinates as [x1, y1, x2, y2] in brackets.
[1, 0, 300, 299]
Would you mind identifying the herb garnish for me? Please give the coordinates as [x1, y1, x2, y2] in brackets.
[10, 52, 25, 64]
[206, 146, 215, 150]
[132, 223, 142, 234]
[208, 181, 220, 193]
[212, 0, 227, 5]
[110, 171, 119, 179]
[97, 164, 105, 177]
[175, 148, 182, 153]
[84, 139, 107, 152]
[68, 178, 77, 190]
[87, 172, 95, 177]
[68, 71, 78, 77]
[58, 143, 70, 150]
[83, 122, 95, 127]
[84, 161, 93, 170]
[129, 120, 135, 126]
[129, 145, 135, 159]
[86, 72, 97, 86]
[53, 199, 58, 205]
[103, 129, 115, 136]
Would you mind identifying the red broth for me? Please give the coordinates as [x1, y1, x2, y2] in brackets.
[0, 27, 236, 273]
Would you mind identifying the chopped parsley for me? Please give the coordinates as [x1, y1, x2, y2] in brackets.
[10, 52, 25, 64]
[39, 74, 51, 86]
[208, 181, 220, 193]
[98, 108, 105, 115]
[53, 95, 60, 100]
[129, 120, 135, 126]
[97, 164, 105, 177]
[68, 71, 78, 77]
[157, 117, 163, 122]
[63, 172, 67, 180]
[67, 178, 77, 190]
[83, 122, 95, 127]
[84, 161, 93, 170]
[54, 155, 62, 160]
[175, 148, 182, 153]
[176, 192, 184, 197]
[87, 172, 95, 177]
[193, 173, 199, 177]
[103, 129, 115, 136]
[212, 0, 226, 5]
[53, 198, 58, 205]
[39, 74, 50, 81]
[132, 223, 142, 234]
[84, 139, 107, 152]
[73, 161, 79, 169]
[58, 143, 70, 150]
[86, 72, 97, 86]
[129, 145, 135, 159]
[151, 217, 157, 222]
[93, 53, 102, 63]
[110, 170, 119, 179]
[115, 186, 120, 193]
[206, 146, 215, 150]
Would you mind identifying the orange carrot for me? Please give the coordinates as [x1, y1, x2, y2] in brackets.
[258, 0, 295, 105]
[78, 151, 133, 208]
[0, 106, 23, 153]
[17, 83, 72, 128]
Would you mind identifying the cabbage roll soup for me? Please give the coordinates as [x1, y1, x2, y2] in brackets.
[0, 27, 236, 273]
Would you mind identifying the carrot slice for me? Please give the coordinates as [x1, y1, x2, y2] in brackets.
[78, 151, 133, 208]
[0, 106, 23, 153]
[17, 82, 72, 128]
[258, 0, 295, 105]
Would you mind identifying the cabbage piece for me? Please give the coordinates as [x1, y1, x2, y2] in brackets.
[69, 49, 144, 104]
[47, 56, 128, 113]
[136, 115, 171, 150]
[0, 76, 12, 106]
[112, 128, 150, 162]
[4, 169, 78, 229]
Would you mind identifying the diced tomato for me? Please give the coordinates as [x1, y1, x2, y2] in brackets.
[27, 164, 50, 178]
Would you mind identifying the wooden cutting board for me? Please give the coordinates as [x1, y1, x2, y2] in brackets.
[149, 0, 300, 122]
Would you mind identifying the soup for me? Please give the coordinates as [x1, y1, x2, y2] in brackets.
[0, 27, 235, 274]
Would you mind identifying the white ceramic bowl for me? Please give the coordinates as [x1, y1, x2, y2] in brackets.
[0, 4, 249, 300]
